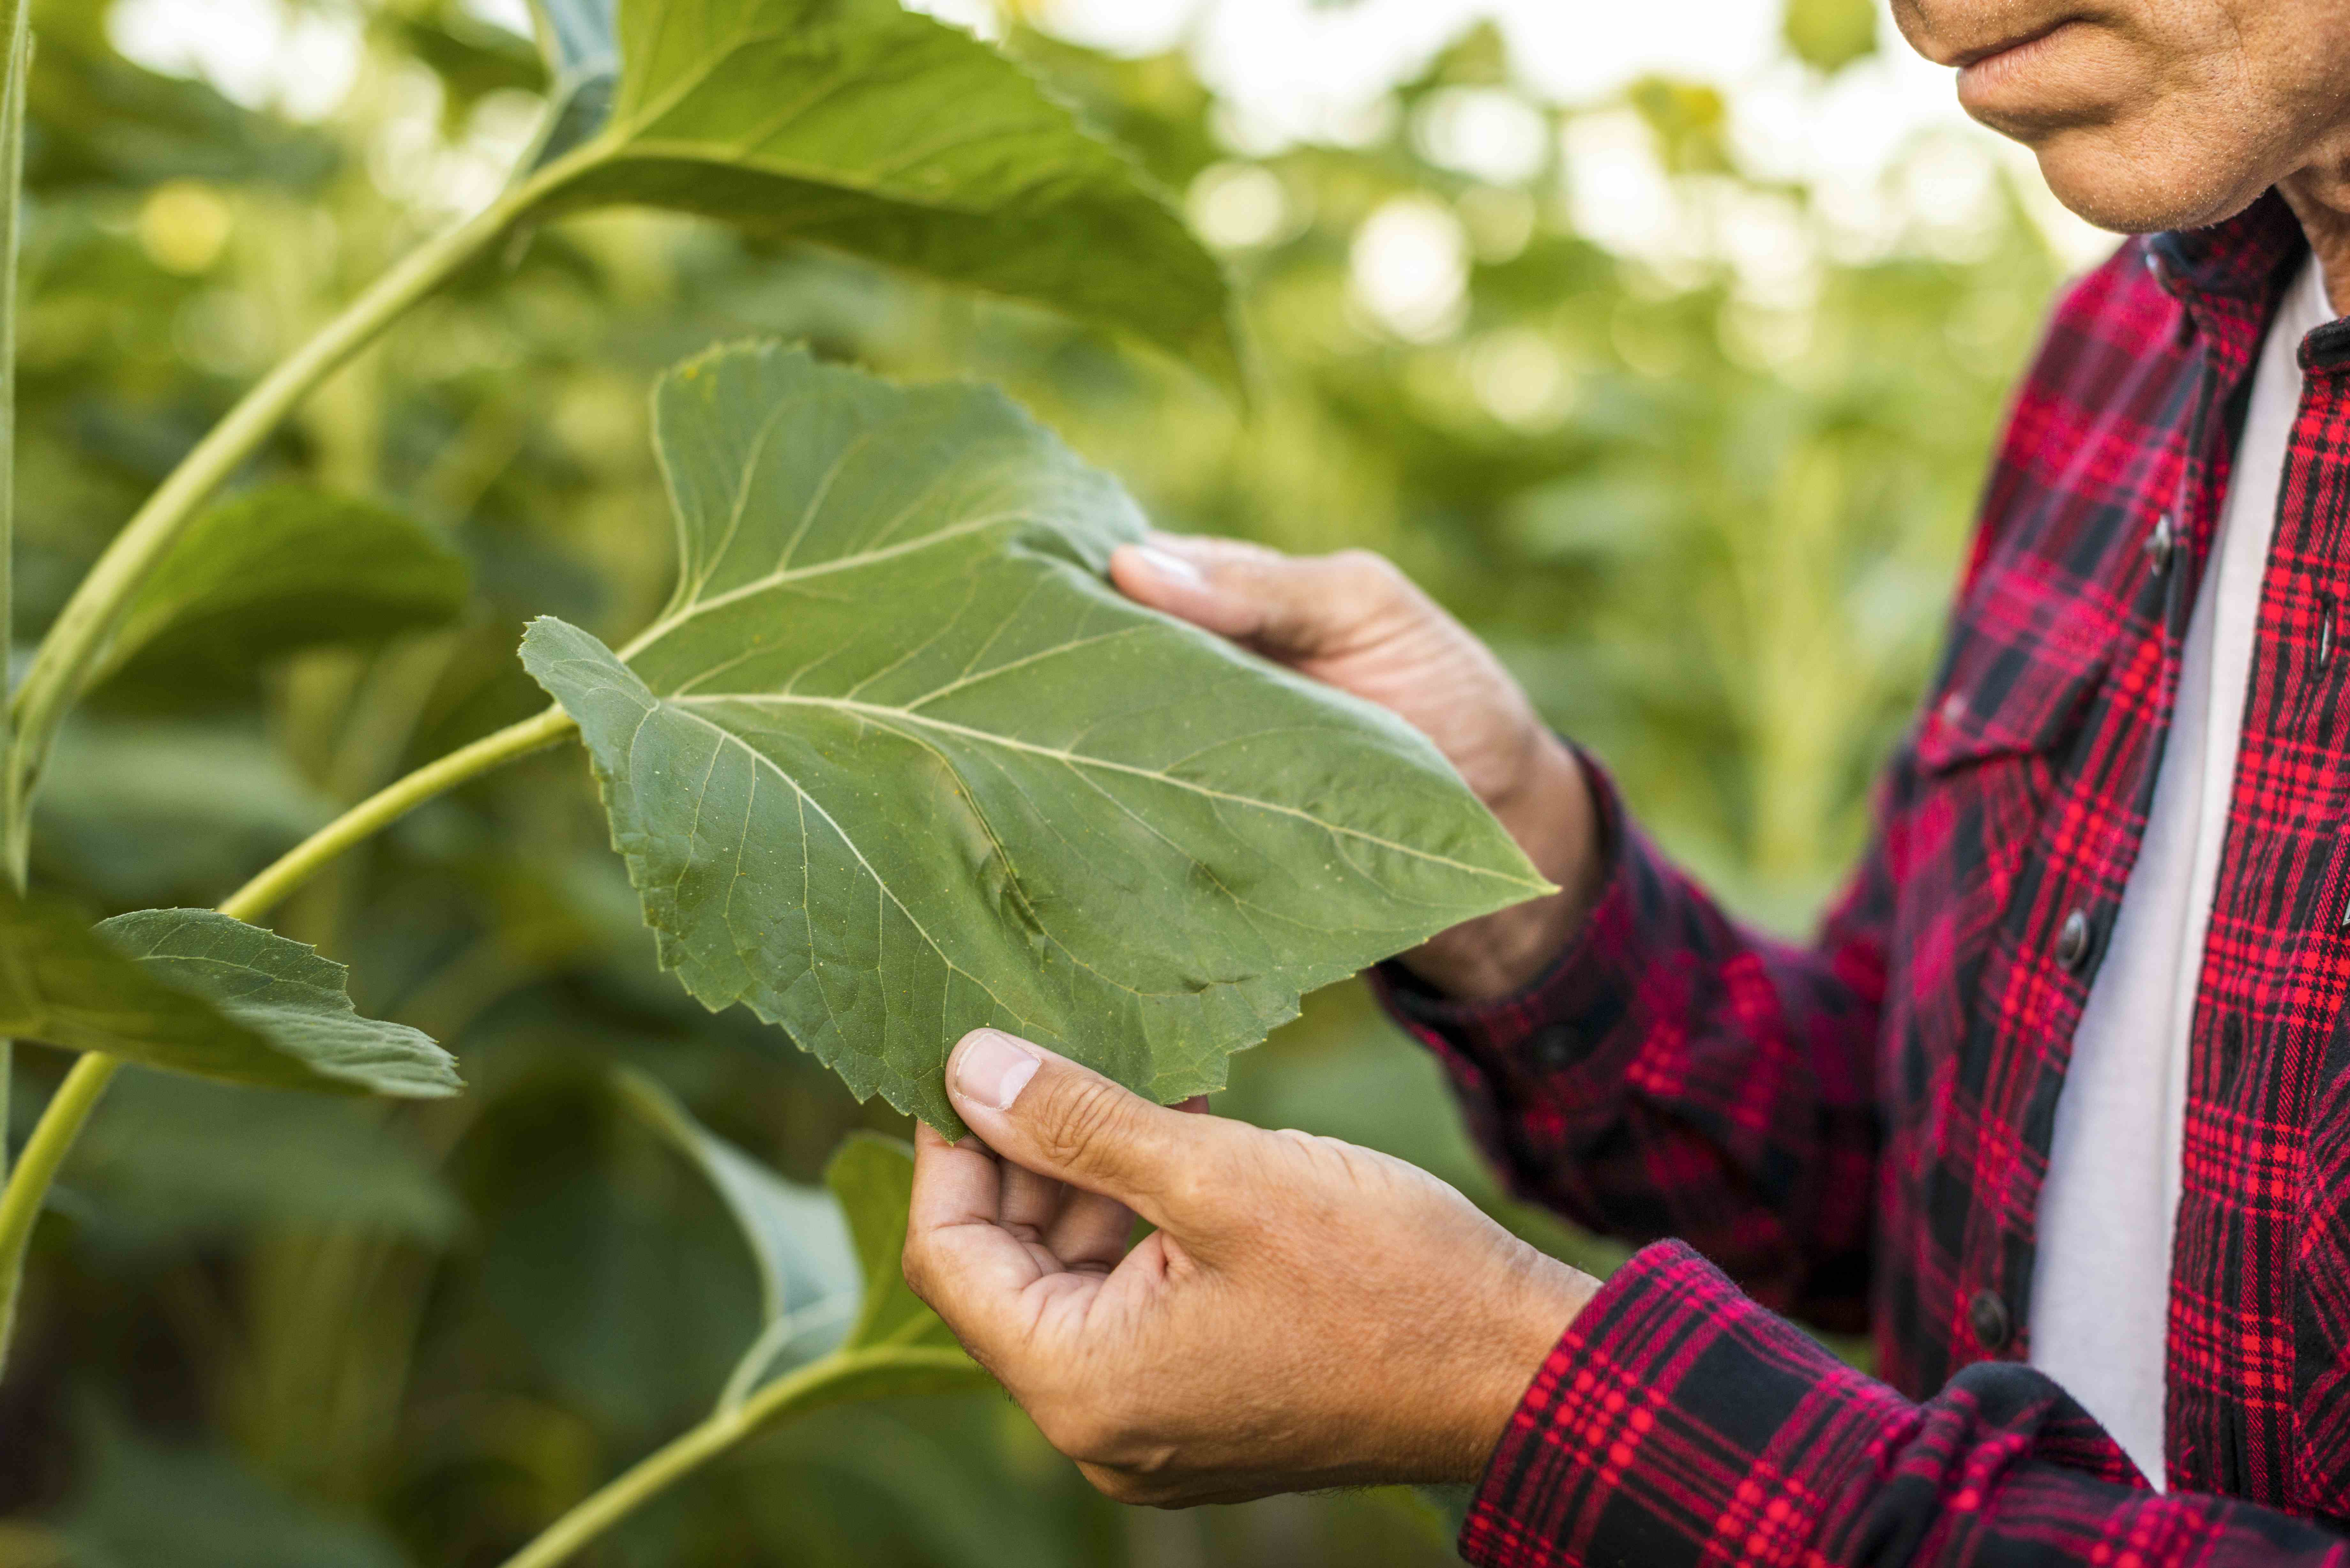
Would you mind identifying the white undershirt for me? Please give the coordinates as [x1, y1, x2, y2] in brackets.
[2028, 255, 2333, 1489]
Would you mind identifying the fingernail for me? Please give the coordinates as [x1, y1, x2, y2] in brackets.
[1133, 546, 1205, 586]
[953, 1029, 1041, 1111]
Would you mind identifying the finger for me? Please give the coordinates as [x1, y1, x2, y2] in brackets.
[944, 1029, 1234, 1228]
[1045, 1188, 1137, 1271]
[903, 1121, 1050, 1354]
[998, 1160, 1071, 1243]
[1110, 537, 1412, 662]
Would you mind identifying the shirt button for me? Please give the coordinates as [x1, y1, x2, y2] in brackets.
[2056, 908, 2092, 971]
[1970, 1289, 2012, 1351]
[2144, 513, 2175, 577]
[1529, 1025, 1577, 1071]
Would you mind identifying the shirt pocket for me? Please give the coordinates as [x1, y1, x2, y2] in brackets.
[1914, 634, 2108, 779]
[1884, 627, 2109, 1147]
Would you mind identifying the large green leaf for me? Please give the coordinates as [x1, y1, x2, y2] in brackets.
[522, 343, 1546, 1130]
[526, 0, 1236, 385]
[615, 1066, 859, 1394]
[0, 889, 459, 1096]
[95, 486, 470, 691]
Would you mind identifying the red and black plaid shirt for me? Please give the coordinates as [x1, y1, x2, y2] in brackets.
[1378, 191, 2350, 1566]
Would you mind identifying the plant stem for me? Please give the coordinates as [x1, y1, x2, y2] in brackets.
[0, 0, 33, 1192]
[496, 1347, 978, 1568]
[0, 1051, 117, 1359]
[218, 705, 577, 924]
[2, 148, 592, 875]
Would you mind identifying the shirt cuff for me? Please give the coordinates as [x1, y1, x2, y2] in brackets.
[1367, 750, 1655, 1111]
[1460, 1239, 1903, 1568]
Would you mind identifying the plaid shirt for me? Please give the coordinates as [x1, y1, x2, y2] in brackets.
[1378, 191, 2350, 1566]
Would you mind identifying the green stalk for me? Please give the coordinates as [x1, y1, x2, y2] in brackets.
[1, 145, 597, 875]
[496, 1347, 979, 1568]
[218, 705, 575, 923]
[0, 1050, 117, 1357]
[0, 0, 36, 1186]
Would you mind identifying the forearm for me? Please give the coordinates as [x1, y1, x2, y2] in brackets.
[1468, 1242, 2348, 1568]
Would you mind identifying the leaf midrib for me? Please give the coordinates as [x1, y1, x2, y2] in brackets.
[670, 691, 1548, 893]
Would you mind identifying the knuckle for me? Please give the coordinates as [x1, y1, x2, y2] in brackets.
[1330, 547, 1402, 598]
[1034, 1073, 1131, 1175]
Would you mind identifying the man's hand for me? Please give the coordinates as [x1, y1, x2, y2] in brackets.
[1111, 535, 1603, 999]
[902, 1028, 1599, 1506]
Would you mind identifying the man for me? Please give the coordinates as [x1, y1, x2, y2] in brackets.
[901, 1, 2350, 1562]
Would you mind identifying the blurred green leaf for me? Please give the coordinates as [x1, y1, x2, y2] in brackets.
[530, 0, 1239, 385]
[1783, 0, 1879, 72]
[827, 1133, 956, 1354]
[27, 5, 340, 194]
[61, 1402, 412, 1568]
[96, 486, 470, 692]
[614, 1066, 859, 1395]
[521, 343, 1546, 1133]
[0, 890, 457, 1095]
[33, 720, 334, 904]
[522, 0, 619, 169]
[57, 1067, 461, 1252]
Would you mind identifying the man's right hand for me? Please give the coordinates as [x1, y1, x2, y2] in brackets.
[1109, 534, 1605, 1000]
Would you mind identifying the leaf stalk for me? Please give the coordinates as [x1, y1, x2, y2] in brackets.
[217, 704, 577, 924]
[495, 1346, 979, 1568]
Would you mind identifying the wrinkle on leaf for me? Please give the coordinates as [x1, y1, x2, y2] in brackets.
[525, 343, 1547, 1132]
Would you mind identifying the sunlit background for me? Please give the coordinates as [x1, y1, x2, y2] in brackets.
[1, 1, 2104, 1564]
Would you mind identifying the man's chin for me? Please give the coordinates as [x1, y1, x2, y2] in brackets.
[2028, 131, 2272, 237]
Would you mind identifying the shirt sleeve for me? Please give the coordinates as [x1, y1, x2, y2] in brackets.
[1464, 1240, 2348, 1568]
[1369, 748, 1893, 1329]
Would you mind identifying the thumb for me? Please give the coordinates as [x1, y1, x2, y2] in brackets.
[945, 1028, 1220, 1225]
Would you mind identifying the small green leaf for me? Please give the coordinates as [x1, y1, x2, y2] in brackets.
[731, 1135, 989, 1433]
[521, 343, 1549, 1132]
[529, 0, 1237, 386]
[0, 887, 459, 1097]
[614, 1066, 859, 1390]
[97, 486, 470, 690]
[1783, 0, 1878, 72]
[828, 1133, 958, 1353]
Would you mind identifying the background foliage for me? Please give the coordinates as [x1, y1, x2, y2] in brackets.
[0, 0, 2072, 1562]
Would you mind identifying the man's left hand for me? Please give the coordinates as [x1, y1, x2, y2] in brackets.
[901, 1028, 1598, 1506]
